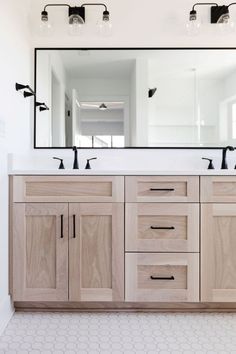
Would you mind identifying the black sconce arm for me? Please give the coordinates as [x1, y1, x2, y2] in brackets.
[43, 3, 70, 12]
[81, 3, 108, 11]
[192, 2, 218, 11]
[228, 2, 236, 7]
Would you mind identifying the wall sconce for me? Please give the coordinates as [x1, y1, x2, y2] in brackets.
[148, 88, 157, 98]
[36, 102, 50, 112]
[15, 83, 35, 98]
[40, 2, 112, 36]
[187, 2, 236, 34]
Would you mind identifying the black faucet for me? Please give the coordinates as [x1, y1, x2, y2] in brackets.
[72, 146, 79, 169]
[221, 146, 235, 169]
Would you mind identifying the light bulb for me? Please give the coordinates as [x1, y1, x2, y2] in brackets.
[186, 19, 201, 36]
[39, 20, 53, 36]
[218, 19, 235, 34]
[97, 20, 113, 37]
[68, 17, 84, 36]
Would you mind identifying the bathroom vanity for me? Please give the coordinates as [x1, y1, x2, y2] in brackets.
[9, 172, 236, 311]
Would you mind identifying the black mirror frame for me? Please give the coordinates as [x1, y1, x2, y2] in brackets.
[34, 47, 236, 150]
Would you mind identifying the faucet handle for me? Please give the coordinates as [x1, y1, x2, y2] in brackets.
[85, 157, 97, 170]
[202, 157, 214, 170]
[53, 157, 65, 170]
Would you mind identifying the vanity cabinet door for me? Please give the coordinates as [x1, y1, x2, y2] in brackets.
[201, 204, 236, 302]
[13, 203, 68, 301]
[69, 203, 124, 302]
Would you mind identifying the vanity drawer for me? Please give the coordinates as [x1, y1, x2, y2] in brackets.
[125, 176, 199, 202]
[201, 176, 236, 202]
[126, 203, 199, 252]
[12, 176, 124, 202]
[125, 253, 199, 302]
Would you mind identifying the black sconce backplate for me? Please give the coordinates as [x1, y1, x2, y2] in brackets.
[211, 5, 229, 23]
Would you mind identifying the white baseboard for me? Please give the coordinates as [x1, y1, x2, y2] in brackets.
[0, 295, 14, 336]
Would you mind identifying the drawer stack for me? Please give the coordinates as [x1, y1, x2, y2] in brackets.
[125, 176, 200, 302]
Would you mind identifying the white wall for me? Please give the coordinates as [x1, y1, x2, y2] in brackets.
[0, 0, 31, 334]
[27, 0, 236, 168]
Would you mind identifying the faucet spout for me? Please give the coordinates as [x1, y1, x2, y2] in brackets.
[221, 145, 234, 169]
[72, 146, 79, 169]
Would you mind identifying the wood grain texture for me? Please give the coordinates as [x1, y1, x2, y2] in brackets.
[126, 253, 199, 302]
[201, 176, 236, 202]
[201, 203, 236, 302]
[69, 203, 124, 302]
[126, 203, 199, 252]
[13, 176, 124, 203]
[13, 203, 68, 301]
[26, 216, 56, 288]
[125, 176, 199, 203]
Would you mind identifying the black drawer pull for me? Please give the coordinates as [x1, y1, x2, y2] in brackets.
[150, 188, 175, 192]
[60, 215, 64, 238]
[150, 226, 175, 230]
[73, 215, 76, 238]
[150, 275, 175, 280]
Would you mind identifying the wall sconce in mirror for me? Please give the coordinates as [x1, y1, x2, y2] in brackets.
[36, 102, 50, 112]
[187, 2, 236, 34]
[148, 88, 157, 98]
[40, 2, 112, 37]
[15, 83, 35, 98]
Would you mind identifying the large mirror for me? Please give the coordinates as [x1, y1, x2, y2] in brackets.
[35, 48, 236, 148]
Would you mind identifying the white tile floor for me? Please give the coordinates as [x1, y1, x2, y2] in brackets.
[0, 312, 236, 354]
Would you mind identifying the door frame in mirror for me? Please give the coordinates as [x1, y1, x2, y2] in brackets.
[34, 47, 236, 150]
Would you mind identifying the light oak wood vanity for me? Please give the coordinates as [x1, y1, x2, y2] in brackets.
[9, 173, 236, 311]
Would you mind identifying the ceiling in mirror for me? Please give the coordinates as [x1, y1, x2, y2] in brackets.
[35, 48, 236, 148]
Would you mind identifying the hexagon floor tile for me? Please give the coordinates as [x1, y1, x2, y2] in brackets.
[0, 312, 236, 353]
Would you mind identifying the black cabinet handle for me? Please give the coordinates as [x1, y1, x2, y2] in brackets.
[150, 275, 175, 280]
[60, 215, 64, 238]
[150, 226, 175, 230]
[73, 215, 76, 238]
[150, 188, 175, 192]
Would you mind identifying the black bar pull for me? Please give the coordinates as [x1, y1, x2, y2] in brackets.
[150, 226, 175, 230]
[150, 188, 175, 192]
[60, 215, 64, 238]
[73, 215, 76, 238]
[150, 275, 175, 280]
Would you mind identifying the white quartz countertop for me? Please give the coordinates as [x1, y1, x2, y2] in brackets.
[8, 169, 236, 176]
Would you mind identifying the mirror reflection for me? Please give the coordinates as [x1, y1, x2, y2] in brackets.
[35, 49, 236, 148]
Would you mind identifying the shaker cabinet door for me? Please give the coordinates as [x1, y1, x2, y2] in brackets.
[201, 204, 236, 302]
[13, 203, 68, 301]
[69, 203, 124, 302]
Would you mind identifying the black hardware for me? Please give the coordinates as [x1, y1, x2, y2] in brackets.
[72, 146, 79, 169]
[221, 145, 234, 169]
[53, 157, 65, 169]
[36, 102, 49, 112]
[202, 157, 215, 169]
[24, 91, 35, 98]
[60, 215, 64, 238]
[150, 275, 175, 280]
[211, 5, 229, 23]
[149, 88, 157, 98]
[85, 157, 97, 169]
[16, 82, 35, 98]
[68, 6, 85, 23]
[41, 3, 109, 25]
[73, 215, 76, 238]
[150, 226, 175, 230]
[150, 188, 175, 192]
